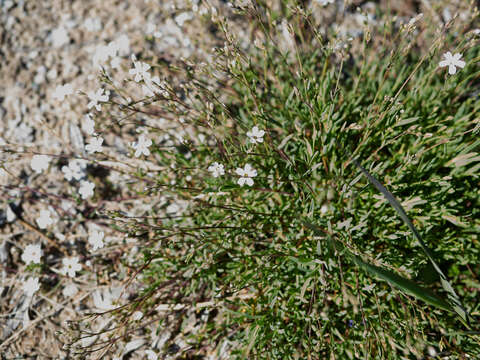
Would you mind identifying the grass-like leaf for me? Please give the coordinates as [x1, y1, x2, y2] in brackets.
[304, 221, 452, 312]
[351, 159, 470, 326]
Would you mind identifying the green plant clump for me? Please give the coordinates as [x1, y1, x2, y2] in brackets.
[104, 3, 480, 359]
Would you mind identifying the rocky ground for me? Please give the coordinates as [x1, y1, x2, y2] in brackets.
[0, 0, 467, 358]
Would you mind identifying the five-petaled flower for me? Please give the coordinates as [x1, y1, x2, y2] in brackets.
[208, 162, 225, 178]
[246, 126, 265, 144]
[31, 154, 51, 174]
[129, 55, 151, 83]
[85, 136, 104, 154]
[36, 209, 55, 229]
[23, 277, 41, 297]
[439, 52, 466, 75]
[130, 134, 152, 157]
[88, 230, 105, 251]
[235, 164, 257, 186]
[79, 180, 95, 199]
[87, 88, 109, 111]
[60, 257, 82, 278]
[22, 244, 42, 265]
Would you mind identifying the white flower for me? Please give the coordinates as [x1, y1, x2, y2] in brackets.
[82, 114, 95, 135]
[30, 154, 51, 173]
[36, 209, 55, 229]
[235, 164, 257, 186]
[246, 126, 265, 144]
[52, 83, 74, 101]
[145, 350, 158, 360]
[208, 162, 225, 178]
[21, 244, 42, 265]
[130, 134, 152, 157]
[85, 136, 104, 154]
[62, 283, 79, 297]
[129, 55, 151, 83]
[23, 277, 40, 297]
[62, 159, 87, 181]
[60, 257, 82, 278]
[439, 52, 466, 75]
[316, 0, 335, 6]
[87, 88, 109, 111]
[79, 180, 95, 199]
[88, 230, 105, 251]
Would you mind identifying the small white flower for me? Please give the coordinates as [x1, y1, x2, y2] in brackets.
[79, 180, 95, 199]
[82, 114, 95, 135]
[30, 155, 51, 173]
[85, 136, 104, 154]
[208, 162, 225, 178]
[21, 244, 42, 265]
[62, 283, 79, 297]
[23, 277, 40, 297]
[246, 126, 265, 144]
[52, 83, 74, 101]
[316, 0, 335, 6]
[62, 159, 87, 181]
[130, 134, 152, 157]
[439, 52, 466, 75]
[36, 209, 55, 229]
[129, 55, 151, 83]
[88, 230, 105, 251]
[60, 257, 82, 278]
[235, 164, 257, 186]
[87, 88, 109, 111]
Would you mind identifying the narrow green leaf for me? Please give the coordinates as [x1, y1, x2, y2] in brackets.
[351, 159, 470, 325]
[303, 221, 451, 312]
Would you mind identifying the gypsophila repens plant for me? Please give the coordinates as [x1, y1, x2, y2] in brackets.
[2, 0, 480, 359]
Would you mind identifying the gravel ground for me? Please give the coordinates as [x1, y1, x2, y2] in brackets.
[0, 0, 467, 358]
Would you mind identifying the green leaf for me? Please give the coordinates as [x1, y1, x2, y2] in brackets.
[351, 159, 470, 325]
[303, 221, 451, 312]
